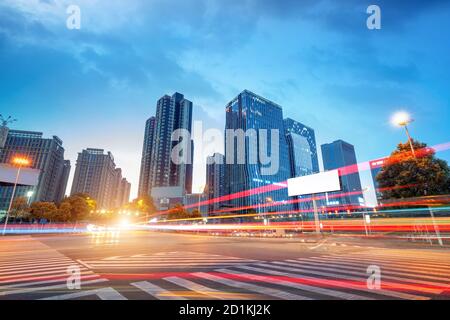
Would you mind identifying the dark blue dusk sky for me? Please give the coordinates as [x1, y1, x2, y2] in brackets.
[1, 0, 449, 202]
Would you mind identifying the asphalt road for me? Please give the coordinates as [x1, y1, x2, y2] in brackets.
[1, 231, 449, 300]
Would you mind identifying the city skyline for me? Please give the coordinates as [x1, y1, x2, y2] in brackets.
[1, 1, 450, 201]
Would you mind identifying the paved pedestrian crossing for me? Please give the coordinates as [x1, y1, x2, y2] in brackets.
[78, 251, 260, 269]
[0, 237, 107, 299]
[42, 250, 450, 300]
[1, 238, 449, 300]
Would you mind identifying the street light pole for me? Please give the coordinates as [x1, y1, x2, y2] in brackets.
[2, 165, 22, 236]
[403, 124, 416, 159]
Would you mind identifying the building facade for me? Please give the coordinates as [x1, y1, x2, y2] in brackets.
[206, 153, 225, 215]
[224, 90, 293, 215]
[138, 116, 156, 198]
[70, 148, 129, 210]
[0, 130, 70, 213]
[151, 93, 193, 194]
[321, 140, 363, 208]
[284, 118, 320, 214]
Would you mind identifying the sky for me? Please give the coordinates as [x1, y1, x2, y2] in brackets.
[1, 0, 449, 204]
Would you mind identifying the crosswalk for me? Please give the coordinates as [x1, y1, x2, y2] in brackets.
[78, 251, 260, 269]
[43, 249, 450, 300]
[0, 237, 107, 299]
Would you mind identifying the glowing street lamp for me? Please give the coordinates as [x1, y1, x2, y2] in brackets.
[26, 190, 34, 205]
[2, 156, 31, 235]
[391, 111, 416, 158]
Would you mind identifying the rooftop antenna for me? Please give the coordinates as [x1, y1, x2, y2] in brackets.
[0, 114, 17, 127]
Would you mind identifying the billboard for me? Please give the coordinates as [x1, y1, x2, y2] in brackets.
[287, 170, 341, 196]
[0, 164, 40, 186]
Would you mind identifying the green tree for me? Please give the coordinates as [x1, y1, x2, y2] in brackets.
[167, 203, 189, 220]
[61, 194, 91, 221]
[377, 140, 450, 199]
[55, 202, 72, 222]
[10, 197, 30, 222]
[190, 208, 202, 219]
[30, 202, 57, 222]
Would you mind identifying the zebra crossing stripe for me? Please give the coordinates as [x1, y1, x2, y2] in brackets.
[164, 276, 247, 300]
[131, 281, 187, 300]
[254, 263, 430, 300]
[193, 272, 312, 300]
[0, 278, 108, 297]
[291, 258, 450, 285]
[278, 261, 446, 294]
[336, 253, 450, 267]
[218, 267, 372, 300]
[323, 255, 450, 275]
[41, 287, 127, 300]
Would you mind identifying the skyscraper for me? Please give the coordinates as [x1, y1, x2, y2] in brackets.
[71, 148, 130, 210]
[370, 158, 386, 203]
[284, 118, 319, 177]
[0, 130, 70, 212]
[284, 118, 320, 214]
[206, 153, 225, 215]
[321, 140, 363, 208]
[150, 93, 193, 194]
[138, 116, 156, 198]
[224, 90, 293, 214]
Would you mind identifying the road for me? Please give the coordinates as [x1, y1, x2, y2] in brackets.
[0, 231, 449, 300]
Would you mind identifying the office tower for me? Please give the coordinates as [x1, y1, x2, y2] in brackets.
[284, 118, 319, 177]
[71, 148, 129, 210]
[0, 130, 70, 212]
[138, 116, 156, 198]
[150, 93, 193, 194]
[206, 153, 225, 215]
[321, 140, 363, 208]
[119, 178, 131, 206]
[224, 90, 293, 214]
[370, 158, 386, 202]
[284, 118, 319, 214]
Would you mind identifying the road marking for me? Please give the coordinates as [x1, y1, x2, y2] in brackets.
[193, 272, 312, 300]
[278, 261, 446, 294]
[0, 278, 108, 296]
[131, 281, 187, 300]
[292, 258, 450, 284]
[41, 287, 127, 300]
[164, 276, 246, 300]
[308, 239, 328, 250]
[254, 263, 430, 300]
[220, 267, 371, 300]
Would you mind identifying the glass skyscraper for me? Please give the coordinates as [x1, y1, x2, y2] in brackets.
[224, 90, 293, 214]
[321, 140, 363, 208]
[284, 118, 320, 214]
[138, 116, 156, 197]
[206, 153, 225, 215]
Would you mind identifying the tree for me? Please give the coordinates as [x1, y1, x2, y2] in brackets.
[61, 194, 91, 221]
[377, 140, 450, 199]
[10, 197, 30, 222]
[190, 209, 202, 219]
[30, 202, 57, 222]
[55, 202, 71, 222]
[167, 203, 189, 220]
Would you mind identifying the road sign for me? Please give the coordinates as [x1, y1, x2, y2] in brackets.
[287, 170, 341, 197]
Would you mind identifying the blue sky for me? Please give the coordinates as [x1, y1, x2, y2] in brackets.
[1, 0, 449, 202]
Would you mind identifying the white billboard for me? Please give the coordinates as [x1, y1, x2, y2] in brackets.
[287, 170, 341, 196]
[0, 164, 40, 186]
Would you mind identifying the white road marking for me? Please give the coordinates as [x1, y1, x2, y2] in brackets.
[41, 287, 127, 300]
[131, 281, 187, 300]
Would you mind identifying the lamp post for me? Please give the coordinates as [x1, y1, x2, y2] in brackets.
[2, 157, 31, 236]
[391, 111, 416, 158]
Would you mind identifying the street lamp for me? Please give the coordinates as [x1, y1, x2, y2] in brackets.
[26, 190, 34, 206]
[2, 156, 31, 236]
[391, 111, 416, 158]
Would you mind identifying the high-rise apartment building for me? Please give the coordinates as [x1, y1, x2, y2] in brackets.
[71, 148, 130, 210]
[138, 116, 156, 197]
[321, 140, 363, 208]
[224, 90, 293, 214]
[0, 130, 70, 213]
[206, 153, 225, 215]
